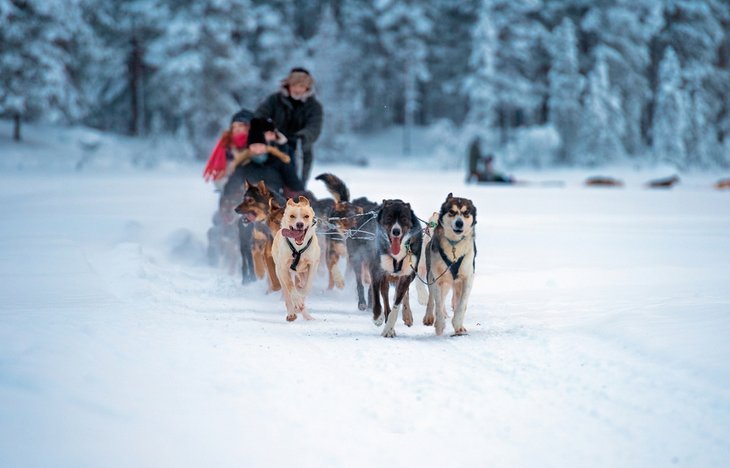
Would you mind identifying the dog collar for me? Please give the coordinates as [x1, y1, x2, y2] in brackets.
[286, 236, 314, 271]
[446, 235, 465, 247]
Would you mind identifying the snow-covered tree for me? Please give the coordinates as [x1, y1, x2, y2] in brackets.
[374, 0, 431, 154]
[246, 3, 297, 94]
[0, 0, 83, 140]
[581, 0, 663, 155]
[423, 0, 479, 124]
[579, 51, 626, 165]
[652, 47, 687, 166]
[465, 0, 497, 143]
[147, 0, 261, 158]
[683, 67, 720, 168]
[547, 18, 584, 164]
[80, 0, 166, 136]
[657, 0, 729, 166]
[489, 0, 549, 142]
[306, 5, 364, 156]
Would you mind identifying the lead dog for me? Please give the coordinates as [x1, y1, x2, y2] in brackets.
[370, 199, 423, 337]
[272, 196, 321, 321]
[423, 193, 477, 336]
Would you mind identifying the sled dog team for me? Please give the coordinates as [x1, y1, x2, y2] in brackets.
[233, 173, 477, 338]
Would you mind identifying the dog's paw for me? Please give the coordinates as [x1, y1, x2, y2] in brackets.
[453, 327, 468, 336]
[402, 310, 413, 327]
[423, 313, 435, 326]
[381, 327, 396, 338]
[358, 301, 367, 311]
[291, 294, 305, 312]
[434, 319, 445, 336]
[373, 313, 384, 327]
[286, 313, 297, 322]
[334, 277, 345, 289]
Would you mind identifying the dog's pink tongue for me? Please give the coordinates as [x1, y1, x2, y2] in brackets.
[282, 228, 306, 244]
[390, 236, 401, 255]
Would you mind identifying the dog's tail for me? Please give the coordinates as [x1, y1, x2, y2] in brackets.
[315, 173, 350, 202]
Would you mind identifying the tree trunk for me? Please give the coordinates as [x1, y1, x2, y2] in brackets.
[128, 36, 144, 136]
[403, 57, 416, 156]
[13, 113, 21, 141]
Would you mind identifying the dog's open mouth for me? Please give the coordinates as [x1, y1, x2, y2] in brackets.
[282, 227, 309, 245]
[390, 235, 402, 255]
[243, 212, 259, 223]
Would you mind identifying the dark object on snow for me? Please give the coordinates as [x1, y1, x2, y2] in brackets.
[584, 176, 624, 187]
[466, 145, 513, 184]
[714, 178, 730, 190]
[646, 175, 680, 189]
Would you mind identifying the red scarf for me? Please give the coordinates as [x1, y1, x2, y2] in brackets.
[232, 132, 247, 149]
[203, 132, 248, 181]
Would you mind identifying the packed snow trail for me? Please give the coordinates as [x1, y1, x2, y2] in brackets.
[1, 167, 729, 468]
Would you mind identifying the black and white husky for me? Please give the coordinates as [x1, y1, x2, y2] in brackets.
[423, 193, 477, 336]
[369, 199, 423, 338]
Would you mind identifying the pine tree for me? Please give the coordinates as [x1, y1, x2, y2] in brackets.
[652, 47, 687, 167]
[80, 0, 168, 136]
[375, 0, 431, 154]
[465, 0, 497, 143]
[581, 0, 664, 155]
[579, 51, 626, 165]
[657, 0, 729, 167]
[337, 2, 384, 129]
[547, 18, 584, 164]
[306, 5, 363, 157]
[147, 0, 261, 158]
[0, 0, 83, 140]
[489, 0, 549, 142]
[422, 0, 480, 124]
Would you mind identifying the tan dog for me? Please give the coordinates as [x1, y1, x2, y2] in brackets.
[423, 193, 477, 336]
[272, 196, 320, 321]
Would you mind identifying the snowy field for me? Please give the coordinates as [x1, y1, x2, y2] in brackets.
[1, 126, 730, 467]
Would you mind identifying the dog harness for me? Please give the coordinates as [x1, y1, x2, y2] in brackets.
[391, 257, 405, 274]
[286, 237, 313, 271]
[437, 238, 465, 280]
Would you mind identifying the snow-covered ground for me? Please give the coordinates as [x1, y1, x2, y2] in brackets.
[1, 123, 730, 467]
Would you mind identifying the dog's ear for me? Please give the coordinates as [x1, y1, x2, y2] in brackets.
[287, 198, 296, 206]
[269, 197, 281, 210]
[243, 179, 251, 191]
[298, 196, 310, 206]
[257, 180, 267, 194]
[410, 209, 419, 227]
[447, 192, 453, 200]
[471, 204, 477, 226]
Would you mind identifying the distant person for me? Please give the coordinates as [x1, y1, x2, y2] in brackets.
[203, 109, 254, 190]
[466, 138, 513, 184]
[467, 136, 483, 182]
[478, 154, 513, 183]
[254, 67, 323, 187]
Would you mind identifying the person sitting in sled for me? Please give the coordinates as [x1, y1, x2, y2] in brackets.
[221, 117, 304, 201]
[477, 154, 513, 183]
[203, 109, 255, 191]
[466, 137, 513, 184]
